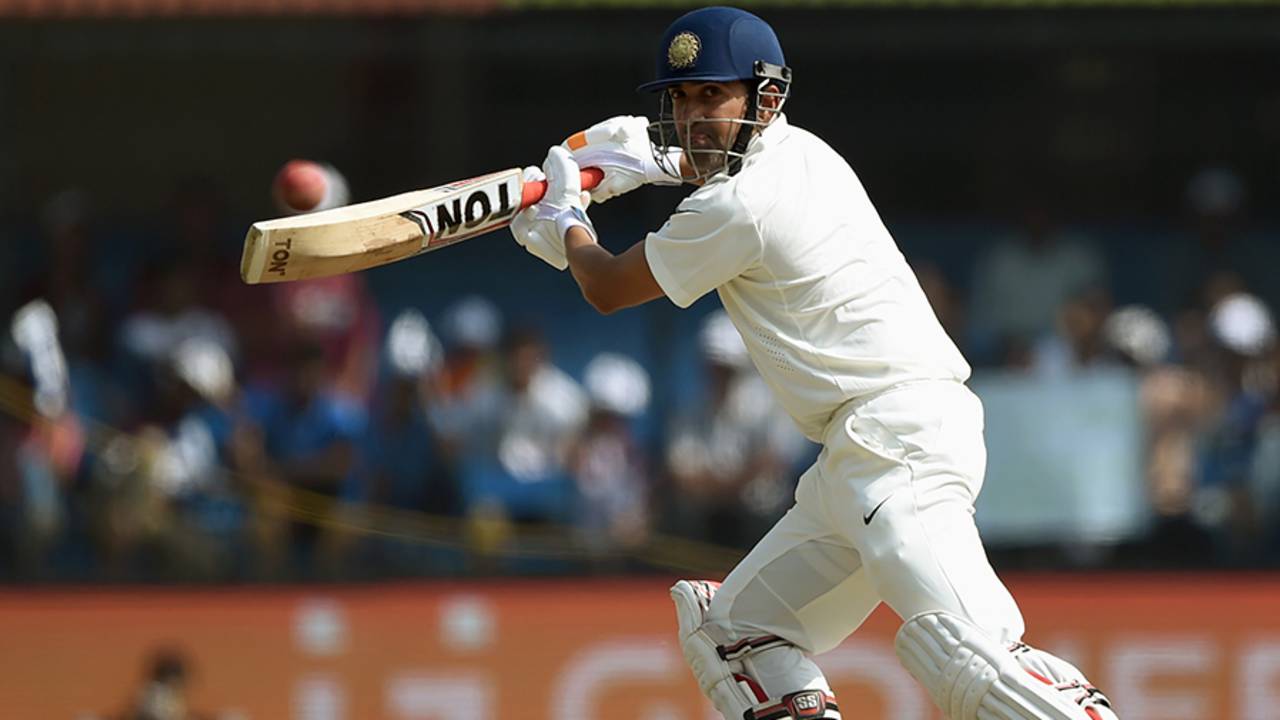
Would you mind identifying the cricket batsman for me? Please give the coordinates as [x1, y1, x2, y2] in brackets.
[510, 7, 1120, 720]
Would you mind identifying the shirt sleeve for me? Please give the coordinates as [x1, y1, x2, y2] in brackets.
[644, 185, 764, 308]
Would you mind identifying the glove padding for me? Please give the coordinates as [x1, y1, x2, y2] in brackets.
[564, 115, 682, 204]
[510, 146, 596, 271]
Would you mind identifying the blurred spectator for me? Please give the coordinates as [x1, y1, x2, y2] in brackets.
[663, 311, 813, 548]
[1105, 304, 1216, 564]
[459, 325, 587, 529]
[429, 294, 504, 463]
[234, 342, 368, 579]
[18, 191, 129, 427]
[367, 309, 453, 513]
[1193, 293, 1276, 563]
[364, 310, 460, 573]
[1105, 305, 1173, 370]
[122, 259, 236, 365]
[110, 647, 215, 720]
[1132, 290, 1278, 567]
[146, 340, 242, 579]
[269, 274, 380, 402]
[968, 197, 1107, 366]
[85, 339, 242, 580]
[147, 340, 236, 499]
[120, 256, 237, 424]
[1030, 287, 1120, 379]
[4, 299, 84, 578]
[570, 353, 652, 561]
[1172, 270, 1250, 375]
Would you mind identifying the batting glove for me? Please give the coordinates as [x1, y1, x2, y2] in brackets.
[563, 115, 683, 204]
[510, 146, 596, 271]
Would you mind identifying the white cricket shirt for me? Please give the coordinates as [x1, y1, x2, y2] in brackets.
[644, 115, 970, 441]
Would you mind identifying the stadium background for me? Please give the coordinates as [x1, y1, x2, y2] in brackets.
[2, 1, 1280, 718]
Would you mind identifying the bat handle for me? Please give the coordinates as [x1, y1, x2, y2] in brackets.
[519, 167, 606, 210]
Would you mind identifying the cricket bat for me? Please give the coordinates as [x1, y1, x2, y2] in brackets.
[240, 166, 604, 284]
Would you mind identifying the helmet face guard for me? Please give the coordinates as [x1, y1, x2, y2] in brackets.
[649, 62, 792, 184]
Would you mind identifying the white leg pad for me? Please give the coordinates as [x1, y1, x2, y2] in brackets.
[894, 612, 1100, 720]
[1009, 644, 1118, 720]
[672, 580, 757, 719]
[671, 580, 840, 720]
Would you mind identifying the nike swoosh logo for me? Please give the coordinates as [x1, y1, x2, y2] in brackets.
[863, 496, 892, 525]
[673, 208, 702, 216]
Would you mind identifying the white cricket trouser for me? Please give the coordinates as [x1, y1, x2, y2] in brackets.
[707, 379, 1025, 655]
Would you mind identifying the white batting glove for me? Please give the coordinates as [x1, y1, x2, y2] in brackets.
[563, 116, 682, 204]
[510, 147, 596, 271]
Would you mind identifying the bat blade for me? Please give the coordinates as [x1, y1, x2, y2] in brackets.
[239, 166, 603, 284]
[241, 168, 524, 284]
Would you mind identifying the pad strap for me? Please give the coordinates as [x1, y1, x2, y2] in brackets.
[719, 634, 790, 661]
[748, 690, 841, 720]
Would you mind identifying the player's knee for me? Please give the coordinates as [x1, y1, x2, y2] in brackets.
[860, 531, 915, 584]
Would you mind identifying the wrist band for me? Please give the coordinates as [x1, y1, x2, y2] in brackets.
[556, 207, 597, 242]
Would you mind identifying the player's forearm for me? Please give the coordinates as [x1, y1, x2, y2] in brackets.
[565, 226, 625, 314]
[565, 227, 665, 314]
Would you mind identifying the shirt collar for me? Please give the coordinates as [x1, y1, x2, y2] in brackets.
[747, 113, 789, 156]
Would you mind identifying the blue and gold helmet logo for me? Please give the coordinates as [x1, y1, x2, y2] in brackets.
[667, 31, 701, 70]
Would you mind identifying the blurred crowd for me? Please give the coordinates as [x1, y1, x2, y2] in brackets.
[921, 167, 1280, 568]
[2, 165, 1279, 582]
[0, 182, 816, 581]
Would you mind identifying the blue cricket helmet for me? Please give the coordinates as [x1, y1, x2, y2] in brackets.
[637, 6, 791, 94]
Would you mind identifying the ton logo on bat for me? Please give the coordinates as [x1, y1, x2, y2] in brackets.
[403, 180, 518, 243]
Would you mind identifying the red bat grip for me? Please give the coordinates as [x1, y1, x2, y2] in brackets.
[519, 168, 605, 210]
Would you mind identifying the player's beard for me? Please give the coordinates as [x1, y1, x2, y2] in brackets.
[676, 118, 738, 178]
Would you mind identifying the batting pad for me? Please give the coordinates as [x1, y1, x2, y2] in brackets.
[894, 612, 1091, 720]
[671, 580, 841, 720]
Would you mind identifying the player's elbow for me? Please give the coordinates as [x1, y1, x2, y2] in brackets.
[570, 245, 657, 315]
[581, 284, 623, 315]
